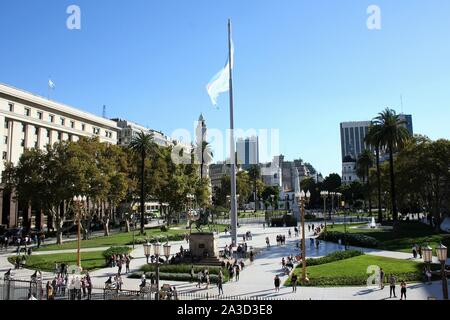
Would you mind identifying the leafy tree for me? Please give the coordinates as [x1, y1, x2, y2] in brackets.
[323, 173, 342, 192]
[247, 165, 261, 212]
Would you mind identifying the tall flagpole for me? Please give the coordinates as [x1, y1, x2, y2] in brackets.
[228, 19, 238, 246]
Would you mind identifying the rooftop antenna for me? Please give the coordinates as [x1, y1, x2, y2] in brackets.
[400, 95, 404, 114]
[102, 105, 107, 119]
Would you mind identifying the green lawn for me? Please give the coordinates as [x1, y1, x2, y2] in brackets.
[8, 251, 106, 273]
[287, 254, 433, 287]
[37, 224, 227, 252]
[327, 221, 450, 257]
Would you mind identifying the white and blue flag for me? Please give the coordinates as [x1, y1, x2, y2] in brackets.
[206, 39, 234, 106]
[48, 79, 56, 89]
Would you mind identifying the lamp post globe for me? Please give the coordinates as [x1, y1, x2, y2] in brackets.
[153, 241, 161, 257]
[163, 239, 172, 261]
[143, 242, 151, 264]
[423, 245, 433, 264]
[436, 244, 448, 263]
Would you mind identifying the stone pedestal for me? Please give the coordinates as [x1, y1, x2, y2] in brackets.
[189, 233, 219, 258]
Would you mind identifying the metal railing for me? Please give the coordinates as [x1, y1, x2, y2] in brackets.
[0, 278, 293, 301]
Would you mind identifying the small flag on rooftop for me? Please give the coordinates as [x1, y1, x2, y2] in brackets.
[48, 79, 56, 89]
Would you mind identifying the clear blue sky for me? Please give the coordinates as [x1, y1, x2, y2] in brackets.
[1, 0, 449, 176]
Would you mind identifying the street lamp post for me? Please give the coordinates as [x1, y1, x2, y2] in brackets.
[143, 238, 172, 301]
[270, 194, 275, 217]
[72, 195, 87, 269]
[436, 244, 448, 300]
[296, 190, 310, 285]
[423, 244, 448, 300]
[335, 193, 342, 225]
[320, 191, 328, 229]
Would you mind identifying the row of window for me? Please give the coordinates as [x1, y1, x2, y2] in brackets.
[8, 102, 114, 139]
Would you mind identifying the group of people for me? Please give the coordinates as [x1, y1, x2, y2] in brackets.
[105, 274, 124, 291]
[276, 235, 287, 246]
[281, 255, 296, 273]
[223, 242, 249, 259]
[0, 233, 46, 253]
[412, 244, 423, 259]
[46, 273, 93, 300]
[379, 268, 408, 300]
[308, 224, 324, 236]
[108, 254, 131, 275]
[195, 268, 213, 289]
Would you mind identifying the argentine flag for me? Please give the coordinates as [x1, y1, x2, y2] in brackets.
[48, 79, 56, 89]
[206, 39, 234, 107]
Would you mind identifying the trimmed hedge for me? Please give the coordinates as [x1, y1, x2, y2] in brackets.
[128, 234, 185, 245]
[102, 246, 132, 259]
[298, 250, 364, 268]
[319, 231, 379, 248]
[131, 264, 230, 283]
[140, 264, 224, 276]
[129, 272, 225, 284]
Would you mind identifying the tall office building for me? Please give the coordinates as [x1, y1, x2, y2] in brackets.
[236, 136, 259, 170]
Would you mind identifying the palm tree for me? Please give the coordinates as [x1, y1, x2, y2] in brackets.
[372, 108, 410, 225]
[247, 165, 261, 213]
[356, 149, 374, 214]
[129, 131, 155, 235]
[365, 124, 383, 223]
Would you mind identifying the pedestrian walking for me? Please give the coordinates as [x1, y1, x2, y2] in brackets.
[291, 274, 298, 293]
[197, 271, 203, 288]
[125, 256, 131, 274]
[379, 268, 385, 290]
[412, 244, 418, 259]
[235, 265, 240, 281]
[274, 275, 280, 292]
[190, 266, 195, 282]
[218, 274, 224, 295]
[389, 274, 397, 298]
[400, 281, 407, 300]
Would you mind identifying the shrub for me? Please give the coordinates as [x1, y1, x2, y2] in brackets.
[130, 272, 225, 284]
[102, 246, 132, 260]
[298, 250, 364, 268]
[319, 231, 379, 248]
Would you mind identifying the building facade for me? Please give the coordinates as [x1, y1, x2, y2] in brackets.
[0, 83, 120, 229]
[112, 118, 172, 148]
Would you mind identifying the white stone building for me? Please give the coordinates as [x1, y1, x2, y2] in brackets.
[0, 83, 120, 228]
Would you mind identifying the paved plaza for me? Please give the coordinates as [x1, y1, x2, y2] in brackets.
[0, 223, 448, 300]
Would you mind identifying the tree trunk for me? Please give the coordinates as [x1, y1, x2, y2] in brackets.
[104, 217, 110, 236]
[140, 150, 146, 235]
[125, 219, 131, 233]
[367, 168, 372, 217]
[388, 144, 399, 225]
[55, 214, 63, 245]
[376, 147, 382, 223]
